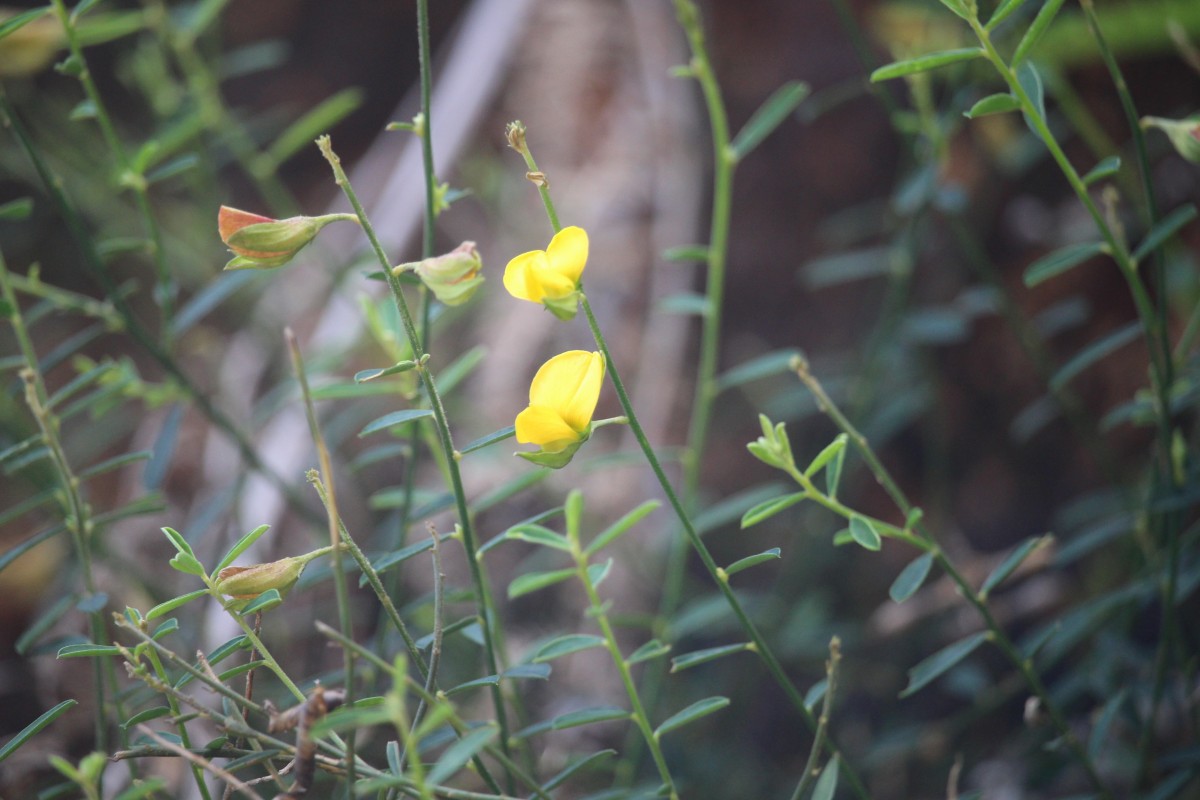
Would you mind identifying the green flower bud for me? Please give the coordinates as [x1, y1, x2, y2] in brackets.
[218, 206, 353, 271]
[1142, 115, 1200, 164]
[404, 241, 485, 306]
[213, 547, 331, 611]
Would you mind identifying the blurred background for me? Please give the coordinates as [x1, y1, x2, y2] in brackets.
[1, 0, 1199, 797]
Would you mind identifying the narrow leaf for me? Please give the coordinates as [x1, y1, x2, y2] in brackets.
[730, 81, 810, 159]
[426, 726, 497, 785]
[626, 638, 671, 665]
[0, 197, 33, 220]
[146, 589, 208, 620]
[1082, 155, 1121, 185]
[1016, 61, 1045, 134]
[1012, 0, 1067, 66]
[16, 595, 74, 655]
[889, 552, 934, 603]
[240, 589, 283, 614]
[740, 493, 807, 528]
[120, 707, 171, 730]
[670, 643, 751, 672]
[160, 526, 194, 558]
[870, 48, 984, 82]
[587, 558, 614, 590]
[358, 409, 433, 437]
[553, 707, 629, 730]
[459, 425, 516, 455]
[981, 535, 1052, 595]
[1132, 204, 1197, 263]
[805, 433, 849, 477]
[724, 548, 782, 576]
[503, 524, 572, 552]
[57, 643, 121, 658]
[662, 245, 709, 263]
[0, 525, 64, 575]
[715, 349, 799, 392]
[900, 631, 989, 697]
[540, 750, 617, 792]
[654, 696, 730, 738]
[986, 0, 1028, 30]
[213, 524, 272, 575]
[508, 567, 575, 600]
[1023, 242, 1105, 287]
[1050, 322, 1140, 391]
[964, 93, 1021, 118]
[532, 634, 607, 663]
[813, 756, 840, 800]
[0, 7, 51, 42]
[266, 88, 364, 166]
[849, 516, 883, 551]
[353, 361, 418, 382]
[935, 0, 971, 20]
[657, 293, 710, 316]
[585, 500, 660, 556]
[0, 699, 76, 763]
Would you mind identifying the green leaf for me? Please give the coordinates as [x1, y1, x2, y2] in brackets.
[508, 567, 575, 600]
[654, 696, 730, 738]
[900, 631, 989, 697]
[77, 451, 151, 481]
[1050, 322, 1140, 391]
[805, 433, 849, 477]
[724, 548, 782, 576]
[358, 409, 434, 437]
[146, 589, 208, 621]
[1082, 155, 1121, 185]
[981, 535, 1052, 595]
[57, 643, 121, 658]
[553, 707, 630, 730]
[353, 361, 418, 382]
[160, 526, 195, 558]
[15, 594, 74, 655]
[869, 48, 984, 82]
[152, 618, 179, 640]
[730, 81, 810, 160]
[670, 644, 751, 673]
[1023, 242, 1105, 287]
[0, 197, 33, 220]
[504, 524, 572, 552]
[531, 634, 607, 663]
[826, 439, 847, 498]
[889, 552, 934, 603]
[437, 345, 488, 395]
[662, 245, 709, 263]
[587, 558, 614, 589]
[657, 293, 710, 316]
[169, 552, 205, 577]
[69, 0, 106, 22]
[986, 0, 1028, 30]
[695, 483, 787, 536]
[715, 349, 800, 392]
[113, 778, 168, 800]
[849, 516, 882, 551]
[145, 154, 199, 185]
[1132, 204, 1197, 263]
[813, 756, 840, 800]
[626, 638, 671, 665]
[240, 588, 283, 614]
[266, 88, 364, 166]
[585, 500, 660, 556]
[1012, 0, 1067, 66]
[964, 92, 1020, 118]
[0, 7, 50, 42]
[0, 699, 76, 763]
[361, 532, 452, 583]
[740, 493, 807, 528]
[540, 750, 617, 792]
[1016, 61, 1045, 134]
[459, 425, 516, 455]
[213, 524, 271, 575]
[935, 0, 971, 20]
[426, 725, 497, 785]
[120, 706, 171, 730]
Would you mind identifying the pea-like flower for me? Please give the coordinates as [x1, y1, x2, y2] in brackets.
[515, 350, 605, 468]
[218, 206, 352, 271]
[503, 226, 588, 320]
[399, 241, 484, 306]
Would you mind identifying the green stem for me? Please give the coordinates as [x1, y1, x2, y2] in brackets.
[316, 136, 516, 785]
[50, 0, 175, 343]
[789, 638, 841, 800]
[579, 297, 871, 800]
[567, 518, 678, 799]
[146, 648, 212, 800]
[792, 356, 1113, 799]
[286, 329, 356, 791]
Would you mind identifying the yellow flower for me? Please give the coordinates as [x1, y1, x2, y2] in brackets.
[503, 226, 588, 320]
[515, 350, 605, 468]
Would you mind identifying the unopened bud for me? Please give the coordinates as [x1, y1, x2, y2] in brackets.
[1142, 115, 1200, 164]
[218, 206, 352, 271]
[401, 241, 484, 306]
[213, 546, 333, 611]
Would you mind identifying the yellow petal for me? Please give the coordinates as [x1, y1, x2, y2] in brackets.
[545, 226, 588, 285]
[503, 250, 549, 303]
[528, 350, 605, 433]
[515, 405, 579, 451]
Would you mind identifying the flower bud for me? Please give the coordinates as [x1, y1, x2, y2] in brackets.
[1142, 115, 1200, 164]
[215, 556, 307, 603]
[404, 241, 485, 306]
[505, 120, 528, 154]
[218, 206, 349, 270]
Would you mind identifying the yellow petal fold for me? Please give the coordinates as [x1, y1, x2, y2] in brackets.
[515, 405, 578, 451]
[503, 250, 549, 303]
[545, 226, 589, 284]
[528, 351, 604, 433]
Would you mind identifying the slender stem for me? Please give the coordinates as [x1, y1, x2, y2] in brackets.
[792, 357, 1112, 799]
[579, 297, 872, 800]
[789, 638, 841, 800]
[416, 0, 437, 261]
[49, 0, 175, 342]
[566, 510, 678, 799]
[316, 136, 516, 783]
[146, 649, 213, 800]
[400, 526, 444, 772]
[286, 329, 356, 791]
